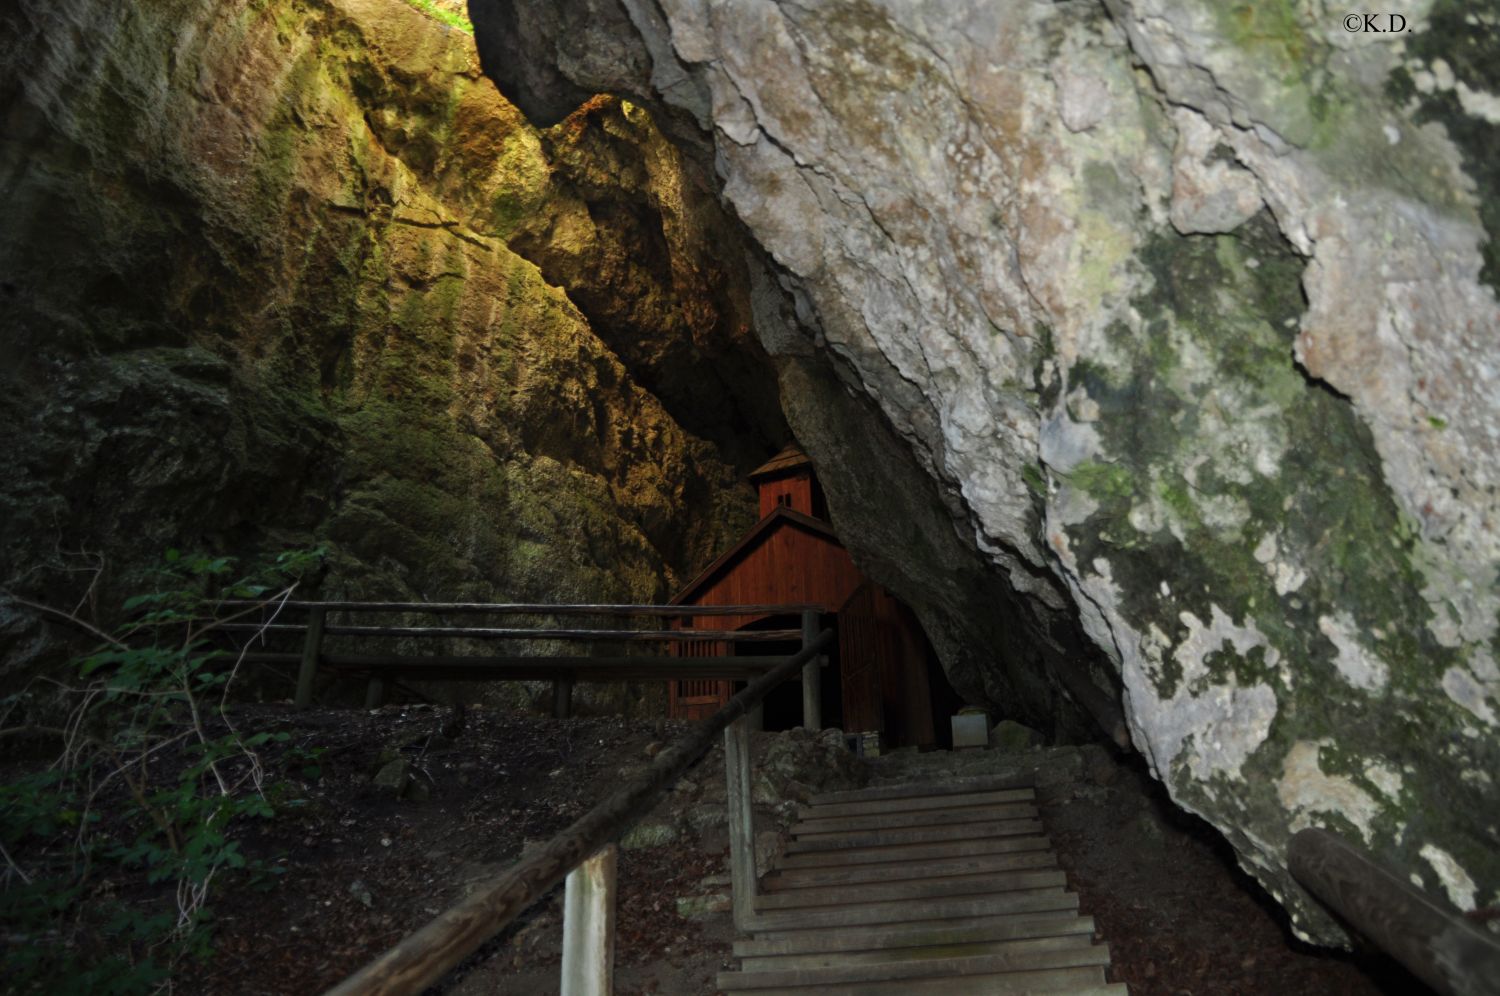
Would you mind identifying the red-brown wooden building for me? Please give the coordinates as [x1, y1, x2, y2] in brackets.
[666, 445, 956, 748]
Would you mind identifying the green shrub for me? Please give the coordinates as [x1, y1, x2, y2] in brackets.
[0, 547, 325, 993]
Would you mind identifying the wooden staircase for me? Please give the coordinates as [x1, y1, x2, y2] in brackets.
[717, 774, 1125, 995]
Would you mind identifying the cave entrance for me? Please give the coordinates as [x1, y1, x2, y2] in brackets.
[664, 443, 961, 749]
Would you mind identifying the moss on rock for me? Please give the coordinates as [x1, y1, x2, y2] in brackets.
[0, 0, 761, 696]
[1059, 212, 1497, 936]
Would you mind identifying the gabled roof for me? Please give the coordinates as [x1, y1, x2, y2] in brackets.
[749, 443, 812, 482]
[669, 506, 841, 606]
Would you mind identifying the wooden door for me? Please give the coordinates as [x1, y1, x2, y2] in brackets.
[838, 583, 884, 734]
[838, 582, 937, 747]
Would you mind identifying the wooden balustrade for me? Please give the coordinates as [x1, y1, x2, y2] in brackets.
[324, 623, 834, 996]
[209, 599, 821, 709]
[216, 600, 821, 615]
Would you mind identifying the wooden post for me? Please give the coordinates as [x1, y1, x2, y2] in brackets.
[365, 675, 387, 710]
[724, 716, 757, 929]
[800, 609, 821, 730]
[560, 845, 616, 996]
[294, 606, 327, 708]
[554, 678, 574, 719]
[1289, 828, 1500, 996]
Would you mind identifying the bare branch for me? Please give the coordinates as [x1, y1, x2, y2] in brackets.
[1, 592, 125, 649]
[0, 839, 33, 886]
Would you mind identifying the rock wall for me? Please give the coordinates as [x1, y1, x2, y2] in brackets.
[473, 0, 1500, 941]
[0, 0, 773, 686]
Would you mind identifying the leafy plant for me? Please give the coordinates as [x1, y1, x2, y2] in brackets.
[0, 547, 325, 993]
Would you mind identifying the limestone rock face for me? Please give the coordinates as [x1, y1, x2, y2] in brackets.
[503, 94, 788, 472]
[0, 0, 768, 683]
[474, 0, 1500, 940]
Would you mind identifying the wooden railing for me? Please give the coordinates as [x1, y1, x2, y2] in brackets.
[231, 601, 1500, 994]
[1289, 828, 1500, 996]
[218, 599, 824, 720]
[315, 616, 834, 995]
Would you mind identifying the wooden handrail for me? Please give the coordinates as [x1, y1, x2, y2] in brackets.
[234, 652, 789, 678]
[1288, 828, 1500, 996]
[324, 627, 835, 996]
[217, 600, 821, 616]
[259, 598, 830, 708]
[218, 622, 802, 641]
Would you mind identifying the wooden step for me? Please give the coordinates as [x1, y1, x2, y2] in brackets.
[774, 833, 1051, 870]
[754, 868, 1069, 910]
[784, 819, 1043, 853]
[735, 912, 1096, 958]
[793, 801, 1037, 835]
[798, 787, 1035, 820]
[735, 771, 1119, 995]
[718, 948, 1111, 990]
[810, 773, 1035, 807]
[721, 977, 1126, 996]
[764, 848, 1056, 890]
[739, 931, 1094, 971]
[748, 888, 1078, 932]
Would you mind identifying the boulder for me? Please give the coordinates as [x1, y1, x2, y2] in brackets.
[990, 720, 1045, 753]
[372, 759, 412, 795]
[620, 822, 679, 851]
[675, 892, 731, 920]
[474, 0, 1500, 943]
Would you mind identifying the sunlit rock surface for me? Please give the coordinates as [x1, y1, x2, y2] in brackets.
[0, 0, 769, 682]
[475, 0, 1500, 940]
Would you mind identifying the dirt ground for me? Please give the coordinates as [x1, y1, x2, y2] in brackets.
[6, 703, 1439, 994]
[193, 705, 746, 995]
[1034, 751, 1428, 996]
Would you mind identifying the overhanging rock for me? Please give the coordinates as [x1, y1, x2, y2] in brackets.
[471, 0, 1500, 944]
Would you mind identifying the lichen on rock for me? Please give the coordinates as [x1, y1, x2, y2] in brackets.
[475, 0, 1500, 941]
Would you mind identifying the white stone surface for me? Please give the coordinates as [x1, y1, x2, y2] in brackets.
[509, 0, 1500, 943]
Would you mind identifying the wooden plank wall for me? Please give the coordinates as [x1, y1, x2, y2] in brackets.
[669, 523, 864, 718]
[838, 583, 882, 735]
[757, 473, 814, 517]
[837, 581, 938, 748]
[668, 639, 732, 721]
[687, 523, 863, 621]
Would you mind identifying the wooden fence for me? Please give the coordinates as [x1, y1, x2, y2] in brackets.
[216, 600, 1500, 994]
[293, 610, 833, 995]
[218, 599, 824, 721]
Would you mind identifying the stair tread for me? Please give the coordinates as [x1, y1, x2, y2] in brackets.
[799, 787, 1035, 820]
[809, 773, 1036, 807]
[736, 912, 1097, 956]
[784, 819, 1043, 852]
[748, 888, 1078, 931]
[793, 801, 1038, 835]
[764, 849, 1057, 890]
[754, 868, 1068, 910]
[774, 834, 1052, 869]
[722, 979, 1125, 996]
[738, 932, 1096, 971]
[719, 956, 1110, 991]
